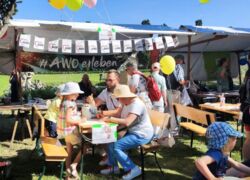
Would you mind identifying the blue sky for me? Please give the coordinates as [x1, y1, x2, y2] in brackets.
[14, 0, 250, 28]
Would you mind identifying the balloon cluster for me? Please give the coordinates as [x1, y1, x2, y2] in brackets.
[49, 0, 97, 11]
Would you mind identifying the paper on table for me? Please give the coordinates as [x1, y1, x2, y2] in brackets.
[92, 123, 117, 144]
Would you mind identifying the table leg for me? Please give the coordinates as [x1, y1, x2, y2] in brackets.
[26, 119, 33, 139]
[10, 120, 18, 147]
[80, 138, 84, 180]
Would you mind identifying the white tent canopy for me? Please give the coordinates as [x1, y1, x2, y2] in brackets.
[0, 19, 195, 74]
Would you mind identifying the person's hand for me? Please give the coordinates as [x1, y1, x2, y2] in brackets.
[96, 111, 104, 119]
[102, 116, 110, 122]
[164, 101, 168, 108]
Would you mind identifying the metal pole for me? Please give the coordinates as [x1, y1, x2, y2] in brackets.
[187, 35, 192, 80]
[236, 52, 242, 85]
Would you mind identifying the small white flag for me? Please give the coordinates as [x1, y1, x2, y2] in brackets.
[33, 36, 45, 50]
[99, 30, 116, 40]
[62, 39, 72, 53]
[154, 37, 165, 50]
[112, 40, 121, 53]
[75, 40, 85, 54]
[48, 39, 59, 52]
[100, 40, 110, 54]
[88, 40, 98, 54]
[123, 40, 132, 53]
[173, 36, 180, 47]
[164, 36, 175, 48]
[134, 39, 144, 51]
[144, 38, 153, 51]
[19, 34, 31, 48]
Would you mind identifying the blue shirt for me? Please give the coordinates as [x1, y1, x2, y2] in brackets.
[193, 149, 228, 180]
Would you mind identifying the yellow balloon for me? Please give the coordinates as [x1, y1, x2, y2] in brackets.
[67, 0, 84, 11]
[199, 0, 210, 4]
[160, 55, 176, 75]
[49, 0, 67, 10]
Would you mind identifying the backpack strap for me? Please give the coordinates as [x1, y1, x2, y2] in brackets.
[132, 71, 148, 80]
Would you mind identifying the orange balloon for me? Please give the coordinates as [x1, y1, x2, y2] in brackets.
[49, 0, 66, 10]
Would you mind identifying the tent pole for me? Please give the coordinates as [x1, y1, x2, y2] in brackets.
[187, 35, 192, 80]
[14, 28, 22, 104]
[236, 52, 242, 85]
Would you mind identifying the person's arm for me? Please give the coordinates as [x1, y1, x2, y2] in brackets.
[95, 97, 104, 107]
[103, 113, 138, 127]
[195, 155, 223, 180]
[102, 107, 122, 118]
[129, 74, 140, 94]
[161, 78, 168, 106]
[65, 107, 85, 125]
[228, 157, 250, 175]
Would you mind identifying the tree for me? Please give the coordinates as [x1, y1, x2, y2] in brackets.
[0, 0, 21, 29]
[141, 19, 151, 25]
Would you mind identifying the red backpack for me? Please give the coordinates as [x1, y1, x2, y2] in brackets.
[132, 71, 162, 101]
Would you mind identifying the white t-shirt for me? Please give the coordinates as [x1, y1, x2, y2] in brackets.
[121, 98, 153, 139]
[128, 74, 147, 95]
[97, 88, 121, 110]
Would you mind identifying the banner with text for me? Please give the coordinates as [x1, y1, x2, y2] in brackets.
[17, 52, 129, 72]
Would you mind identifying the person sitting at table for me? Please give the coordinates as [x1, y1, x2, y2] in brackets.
[94, 69, 122, 165]
[95, 69, 121, 114]
[57, 82, 86, 179]
[100, 85, 154, 180]
[43, 84, 65, 138]
[216, 58, 233, 92]
[193, 122, 250, 180]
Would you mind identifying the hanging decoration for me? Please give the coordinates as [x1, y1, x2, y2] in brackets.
[18, 34, 178, 55]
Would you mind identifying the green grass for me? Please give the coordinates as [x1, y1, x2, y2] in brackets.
[0, 75, 10, 96]
[0, 72, 103, 97]
[0, 123, 242, 180]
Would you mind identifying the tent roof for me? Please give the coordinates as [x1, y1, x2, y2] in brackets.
[9, 19, 195, 36]
[180, 25, 250, 36]
[171, 25, 250, 52]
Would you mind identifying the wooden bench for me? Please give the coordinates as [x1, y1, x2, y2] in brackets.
[33, 105, 68, 180]
[140, 109, 171, 179]
[173, 103, 216, 147]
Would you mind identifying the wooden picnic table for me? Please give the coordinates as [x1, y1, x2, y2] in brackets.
[0, 103, 47, 147]
[78, 119, 117, 180]
[199, 102, 241, 117]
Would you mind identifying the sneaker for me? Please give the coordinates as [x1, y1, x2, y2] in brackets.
[99, 156, 108, 166]
[122, 166, 141, 180]
[100, 166, 120, 175]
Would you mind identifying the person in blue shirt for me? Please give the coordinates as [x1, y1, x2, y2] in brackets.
[193, 122, 250, 180]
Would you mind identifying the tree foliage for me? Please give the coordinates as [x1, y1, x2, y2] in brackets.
[141, 19, 151, 25]
[0, 0, 21, 27]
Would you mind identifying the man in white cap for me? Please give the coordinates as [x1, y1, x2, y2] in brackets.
[125, 62, 152, 109]
[151, 62, 168, 112]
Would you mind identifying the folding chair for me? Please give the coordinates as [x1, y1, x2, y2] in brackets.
[33, 105, 68, 180]
[139, 110, 170, 179]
